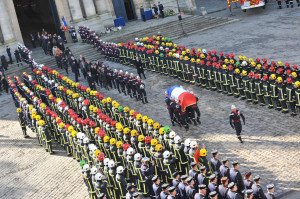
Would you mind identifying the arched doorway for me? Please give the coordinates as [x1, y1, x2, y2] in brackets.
[13, 0, 61, 47]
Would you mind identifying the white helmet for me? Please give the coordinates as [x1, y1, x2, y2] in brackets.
[108, 160, 115, 168]
[169, 131, 176, 139]
[140, 84, 145, 89]
[202, 49, 206, 53]
[127, 147, 135, 155]
[82, 164, 90, 172]
[91, 166, 97, 174]
[77, 132, 85, 139]
[175, 53, 179, 58]
[95, 173, 103, 181]
[160, 46, 163, 50]
[130, 73, 134, 76]
[116, 166, 124, 174]
[135, 37, 139, 41]
[174, 135, 181, 144]
[83, 137, 90, 144]
[190, 141, 198, 149]
[64, 106, 69, 111]
[134, 153, 142, 161]
[163, 150, 171, 159]
[125, 71, 129, 75]
[242, 61, 247, 66]
[120, 70, 123, 73]
[104, 158, 110, 166]
[184, 138, 191, 147]
[78, 97, 84, 102]
[114, 69, 118, 72]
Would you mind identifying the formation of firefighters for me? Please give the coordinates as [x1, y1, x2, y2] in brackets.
[10, 43, 278, 199]
[78, 26, 300, 118]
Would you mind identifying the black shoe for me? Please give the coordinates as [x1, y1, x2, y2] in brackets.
[193, 120, 197, 126]
[24, 135, 30, 138]
[185, 125, 189, 131]
[171, 121, 175, 126]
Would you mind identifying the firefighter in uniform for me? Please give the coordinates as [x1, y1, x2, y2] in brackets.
[17, 108, 29, 138]
[229, 105, 245, 143]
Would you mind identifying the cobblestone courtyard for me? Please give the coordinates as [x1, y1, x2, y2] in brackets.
[1, 2, 300, 198]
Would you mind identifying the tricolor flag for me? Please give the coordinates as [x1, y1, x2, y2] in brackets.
[167, 85, 197, 111]
[62, 16, 68, 31]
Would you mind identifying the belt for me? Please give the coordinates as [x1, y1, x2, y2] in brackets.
[167, 105, 172, 108]
[233, 119, 240, 123]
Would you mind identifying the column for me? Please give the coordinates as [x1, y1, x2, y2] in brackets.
[94, 0, 109, 14]
[82, 0, 96, 17]
[0, 1, 14, 42]
[68, 0, 83, 21]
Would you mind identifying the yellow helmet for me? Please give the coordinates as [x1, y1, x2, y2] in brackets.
[200, 149, 207, 156]
[169, 52, 173, 57]
[142, 116, 148, 122]
[184, 56, 189, 61]
[278, 61, 283, 66]
[112, 100, 117, 107]
[153, 122, 160, 129]
[89, 105, 94, 111]
[151, 139, 158, 146]
[130, 109, 135, 115]
[155, 50, 159, 54]
[117, 125, 123, 132]
[38, 120, 45, 126]
[107, 97, 111, 103]
[197, 59, 201, 63]
[103, 136, 110, 142]
[223, 65, 227, 70]
[292, 72, 297, 78]
[86, 88, 91, 93]
[191, 58, 195, 63]
[136, 114, 142, 120]
[243, 56, 247, 61]
[230, 59, 235, 64]
[110, 138, 116, 145]
[124, 106, 130, 113]
[68, 126, 74, 132]
[94, 149, 101, 157]
[116, 122, 122, 129]
[131, 129, 138, 136]
[238, 55, 243, 60]
[179, 55, 183, 60]
[155, 144, 163, 152]
[182, 51, 186, 55]
[138, 135, 145, 142]
[93, 107, 98, 113]
[235, 69, 240, 74]
[123, 127, 130, 134]
[159, 127, 165, 135]
[270, 74, 276, 80]
[116, 141, 123, 148]
[186, 49, 190, 53]
[31, 114, 36, 119]
[200, 54, 205, 59]
[224, 59, 229, 64]
[295, 81, 300, 88]
[17, 108, 22, 113]
[49, 94, 53, 99]
[277, 77, 283, 83]
[174, 44, 177, 48]
[95, 127, 100, 134]
[115, 103, 120, 109]
[251, 62, 256, 67]
[257, 64, 262, 69]
[242, 70, 247, 76]
[59, 122, 65, 129]
[35, 115, 41, 121]
[249, 58, 253, 62]
[147, 119, 154, 126]
[59, 86, 64, 90]
[71, 130, 77, 137]
[102, 99, 107, 104]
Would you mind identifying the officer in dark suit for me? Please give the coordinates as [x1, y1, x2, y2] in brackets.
[14, 49, 22, 67]
[6, 46, 12, 64]
[194, 184, 207, 199]
[218, 177, 229, 199]
[227, 182, 243, 199]
[197, 166, 208, 187]
[71, 56, 79, 82]
[252, 176, 267, 199]
[244, 172, 253, 189]
[189, 162, 199, 188]
[141, 157, 155, 197]
[87, 71, 96, 90]
[208, 174, 219, 195]
[160, 184, 169, 199]
[220, 159, 230, 180]
[152, 176, 162, 199]
[165, 92, 175, 126]
[210, 150, 222, 182]
[266, 184, 275, 199]
[185, 177, 197, 199]
[209, 191, 218, 199]
[245, 189, 254, 199]
[167, 186, 177, 199]
[178, 174, 188, 198]
[229, 105, 245, 143]
[229, 161, 245, 194]
[172, 172, 180, 196]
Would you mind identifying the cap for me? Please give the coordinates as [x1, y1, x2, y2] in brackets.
[162, 183, 169, 189]
[244, 172, 252, 178]
[191, 162, 197, 167]
[209, 191, 217, 197]
[253, 175, 261, 182]
[200, 166, 206, 171]
[232, 161, 239, 166]
[168, 186, 176, 193]
[221, 177, 228, 183]
[267, 184, 274, 189]
[198, 184, 206, 190]
[181, 174, 188, 180]
[142, 157, 150, 162]
[186, 177, 193, 183]
[246, 189, 253, 197]
[231, 105, 236, 109]
[228, 182, 235, 189]
[172, 171, 179, 178]
[133, 192, 139, 198]
[152, 176, 159, 182]
[126, 183, 135, 190]
[211, 150, 218, 155]
[209, 174, 216, 180]
[222, 159, 228, 164]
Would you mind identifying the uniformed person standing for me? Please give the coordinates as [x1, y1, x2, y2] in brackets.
[229, 161, 245, 194]
[160, 184, 170, 199]
[167, 186, 177, 199]
[194, 184, 207, 199]
[218, 177, 229, 199]
[251, 176, 267, 199]
[17, 108, 29, 138]
[152, 176, 162, 199]
[229, 105, 245, 143]
[185, 177, 197, 199]
[227, 182, 243, 199]
[265, 184, 275, 199]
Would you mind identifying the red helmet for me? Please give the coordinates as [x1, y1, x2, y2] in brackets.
[249, 72, 254, 78]
[256, 58, 260, 63]
[65, 124, 70, 131]
[81, 120, 87, 126]
[230, 54, 234, 58]
[89, 121, 96, 127]
[123, 143, 130, 150]
[212, 62, 217, 67]
[206, 61, 211, 66]
[287, 77, 292, 84]
[219, 60, 224, 65]
[269, 66, 275, 72]
[133, 112, 139, 118]
[99, 94, 104, 99]
[145, 136, 151, 143]
[46, 110, 51, 115]
[85, 118, 91, 124]
[264, 64, 269, 69]
[77, 84, 82, 89]
[217, 64, 221, 69]
[191, 48, 195, 52]
[72, 115, 78, 121]
[98, 153, 105, 161]
[220, 52, 224, 56]
[271, 61, 276, 66]
[56, 119, 62, 124]
[263, 75, 268, 81]
[97, 109, 102, 114]
[212, 57, 217, 62]
[77, 118, 82, 124]
[182, 46, 186, 50]
[106, 117, 111, 124]
[83, 99, 89, 105]
[200, 60, 205, 65]
[286, 69, 291, 75]
[155, 45, 158, 49]
[277, 68, 283, 74]
[293, 65, 298, 70]
[190, 52, 194, 56]
[166, 48, 169, 53]
[285, 62, 290, 68]
[99, 130, 105, 138]
[111, 121, 117, 127]
[254, 73, 260, 79]
[207, 56, 211, 60]
[207, 51, 211, 55]
[196, 52, 200, 57]
[229, 65, 234, 70]
[212, 50, 217, 55]
[263, 58, 267, 63]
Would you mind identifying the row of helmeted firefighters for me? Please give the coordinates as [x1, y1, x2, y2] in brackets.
[78, 27, 300, 117]
[10, 48, 275, 199]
